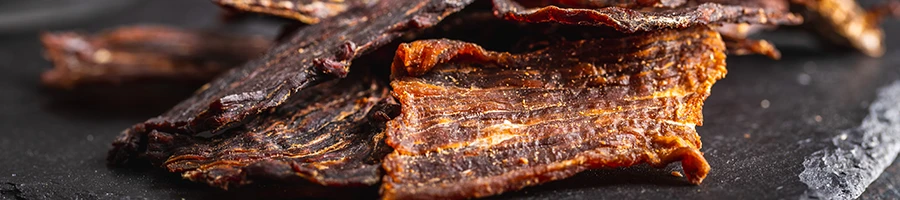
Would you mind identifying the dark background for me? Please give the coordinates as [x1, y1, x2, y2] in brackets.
[1, 0, 900, 199]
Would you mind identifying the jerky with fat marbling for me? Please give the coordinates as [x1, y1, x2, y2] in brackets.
[106, 0, 474, 157]
[382, 25, 725, 199]
[40, 25, 270, 89]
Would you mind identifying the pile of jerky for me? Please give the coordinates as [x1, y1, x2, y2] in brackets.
[40, 0, 899, 199]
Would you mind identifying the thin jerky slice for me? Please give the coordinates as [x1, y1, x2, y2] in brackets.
[40, 26, 270, 89]
[115, 0, 474, 143]
[791, 0, 900, 57]
[549, 0, 788, 9]
[540, 0, 792, 38]
[113, 72, 395, 189]
[493, 0, 803, 33]
[520, 0, 687, 8]
[724, 37, 781, 59]
[552, 0, 688, 8]
[213, 0, 375, 24]
[382, 26, 725, 199]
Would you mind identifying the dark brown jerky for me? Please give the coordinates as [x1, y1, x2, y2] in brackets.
[40, 26, 270, 89]
[213, 0, 375, 24]
[110, 72, 395, 189]
[791, 0, 900, 57]
[382, 26, 725, 199]
[493, 0, 803, 33]
[111, 0, 474, 144]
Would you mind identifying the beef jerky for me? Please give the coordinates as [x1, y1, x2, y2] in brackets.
[552, 0, 688, 8]
[111, 71, 395, 189]
[213, 0, 375, 24]
[534, 0, 792, 38]
[493, 0, 803, 33]
[110, 0, 474, 146]
[791, 0, 900, 57]
[515, 0, 687, 8]
[40, 26, 271, 89]
[549, 0, 789, 9]
[724, 37, 781, 59]
[382, 26, 725, 199]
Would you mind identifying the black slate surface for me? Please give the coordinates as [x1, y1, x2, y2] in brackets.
[2, 0, 900, 199]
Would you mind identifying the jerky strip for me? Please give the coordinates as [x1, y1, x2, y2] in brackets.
[111, 71, 395, 189]
[213, 0, 374, 24]
[792, 0, 900, 57]
[724, 37, 781, 59]
[542, 0, 792, 38]
[554, 0, 687, 8]
[119, 0, 474, 140]
[550, 0, 788, 9]
[164, 75, 393, 189]
[383, 26, 725, 199]
[517, 0, 687, 8]
[493, 0, 803, 33]
[40, 26, 270, 89]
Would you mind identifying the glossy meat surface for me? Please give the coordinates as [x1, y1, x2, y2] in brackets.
[382, 26, 727, 199]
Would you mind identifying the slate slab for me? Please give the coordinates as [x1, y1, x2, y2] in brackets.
[1, 0, 899, 199]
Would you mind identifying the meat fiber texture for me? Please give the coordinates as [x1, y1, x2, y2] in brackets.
[382, 25, 727, 199]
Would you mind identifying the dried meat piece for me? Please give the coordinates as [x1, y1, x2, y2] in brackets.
[724, 36, 781, 59]
[549, 0, 789, 9]
[109, 0, 474, 146]
[111, 71, 395, 189]
[40, 26, 271, 89]
[382, 26, 725, 199]
[493, 0, 803, 33]
[791, 0, 900, 57]
[548, 0, 687, 8]
[535, 0, 792, 38]
[169, 76, 393, 189]
[213, 0, 375, 24]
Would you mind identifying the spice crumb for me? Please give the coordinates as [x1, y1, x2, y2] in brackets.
[671, 171, 683, 177]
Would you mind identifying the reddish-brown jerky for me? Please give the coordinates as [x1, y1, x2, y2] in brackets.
[110, 71, 396, 189]
[382, 26, 726, 199]
[724, 36, 781, 59]
[791, 0, 900, 57]
[493, 0, 803, 33]
[213, 0, 375, 24]
[106, 0, 475, 155]
[40, 26, 270, 89]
